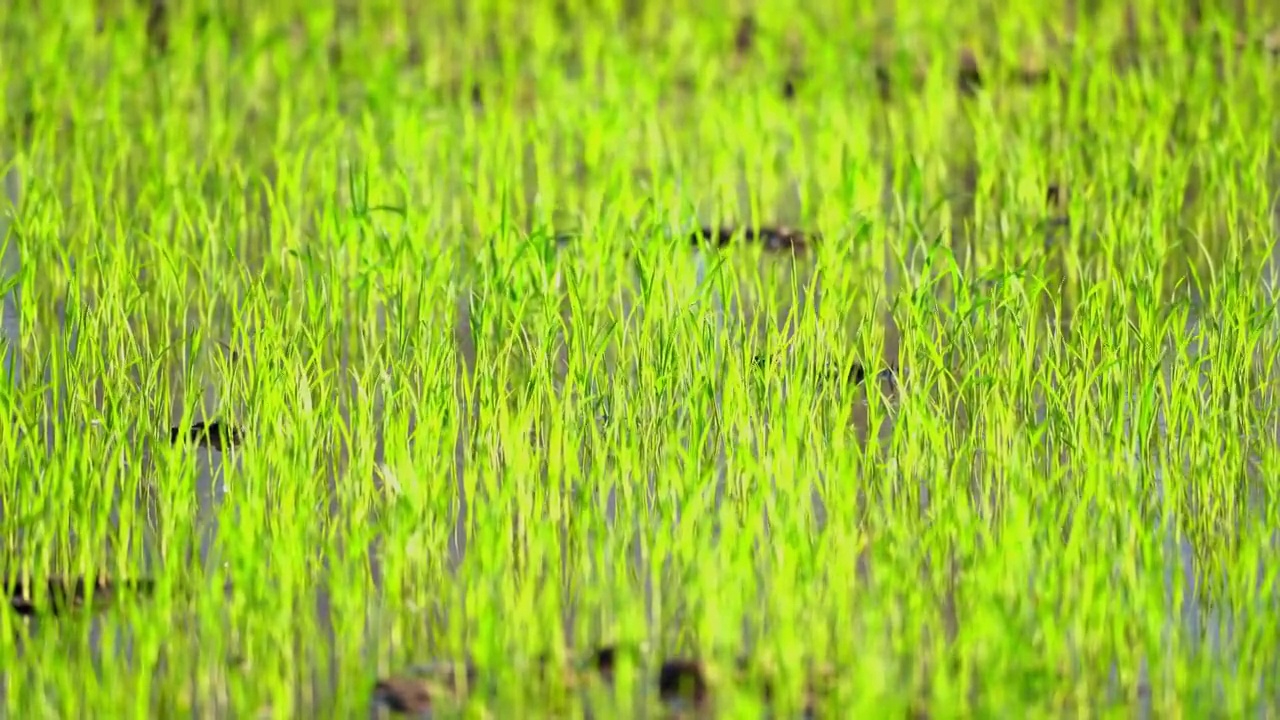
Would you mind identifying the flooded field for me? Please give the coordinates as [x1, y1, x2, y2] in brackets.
[3, 1, 1280, 718]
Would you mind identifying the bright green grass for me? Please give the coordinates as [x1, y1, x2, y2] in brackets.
[2, 0, 1280, 717]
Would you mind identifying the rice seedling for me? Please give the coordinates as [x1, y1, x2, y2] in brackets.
[1, 0, 1278, 717]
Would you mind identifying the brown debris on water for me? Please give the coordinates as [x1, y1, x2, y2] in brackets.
[846, 361, 900, 389]
[404, 37, 424, 67]
[871, 54, 930, 100]
[1014, 66, 1054, 86]
[827, 361, 902, 401]
[1045, 182, 1070, 242]
[959, 46, 1060, 94]
[658, 658, 710, 711]
[408, 658, 479, 692]
[327, 39, 342, 69]
[1261, 28, 1280, 55]
[875, 46, 1057, 101]
[584, 644, 619, 683]
[371, 676, 435, 715]
[957, 47, 983, 94]
[146, 0, 169, 56]
[1046, 182, 1067, 213]
[734, 14, 757, 56]
[533, 651, 568, 686]
[5, 573, 155, 618]
[1235, 28, 1280, 55]
[782, 68, 804, 99]
[751, 353, 900, 394]
[1109, 1, 1144, 71]
[806, 660, 839, 695]
[690, 225, 814, 254]
[873, 62, 895, 100]
[372, 659, 478, 716]
[734, 653, 777, 703]
[567, 642, 643, 687]
[734, 655, 838, 716]
[844, 361, 865, 384]
[215, 337, 245, 365]
[170, 420, 243, 452]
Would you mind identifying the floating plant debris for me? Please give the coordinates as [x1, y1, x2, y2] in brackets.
[371, 676, 435, 715]
[405, 658, 480, 691]
[689, 225, 814, 254]
[734, 14, 757, 55]
[782, 68, 804, 99]
[874, 47, 1057, 101]
[5, 574, 156, 618]
[1045, 182, 1071, 234]
[590, 645, 617, 680]
[1046, 183, 1063, 208]
[657, 658, 710, 709]
[752, 354, 900, 391]
[957, 47, 983, 94]
[572, 641, 649, 686]
[170, 421, 244, 451]
[146, 0, 169, 55]
[372, 659, 479, 716]
[1237, 27, 1280, 55]
[845, 362, 900, 389]
[734, 654, 776, 702]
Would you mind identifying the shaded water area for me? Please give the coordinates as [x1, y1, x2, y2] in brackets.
[4, 119, 1280, 716]
[2, 163, 18, 388]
